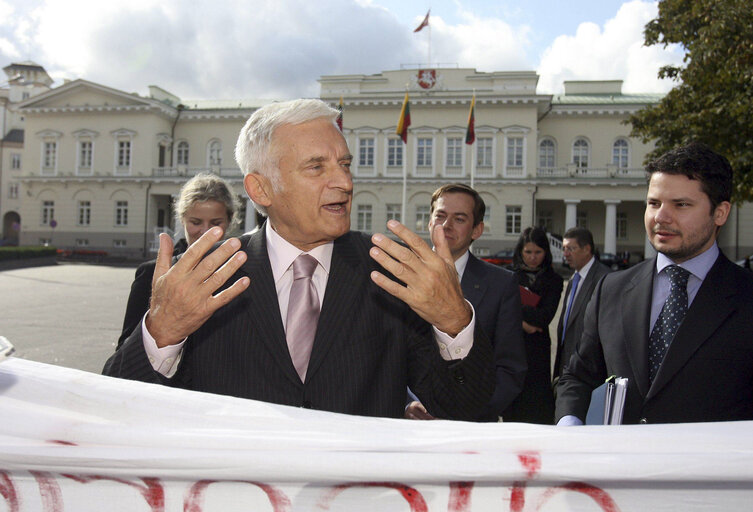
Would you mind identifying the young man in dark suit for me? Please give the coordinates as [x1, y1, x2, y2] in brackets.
[553, 227, 611, 381]
[405, 184, 526, 421]
[104, 99, 495, 420]
[556, 142, 753, 425]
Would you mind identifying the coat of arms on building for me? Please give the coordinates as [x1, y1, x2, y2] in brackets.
[417, 69, 437, 89]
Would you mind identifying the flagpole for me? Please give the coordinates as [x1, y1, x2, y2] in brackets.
[470, 139, 475, 189]
[401, 147, 408, 225]
[428, 24, 432, 67]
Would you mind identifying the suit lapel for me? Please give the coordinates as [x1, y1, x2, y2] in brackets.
[621, 260, 654, 399]
[557, 279, 573, 341]
[241, 228, 302, 386]
[565, 266, 596, 332]
[648, 255, 736, 399]
[305, 233, 368, 381]
[461, 254, 487, 306]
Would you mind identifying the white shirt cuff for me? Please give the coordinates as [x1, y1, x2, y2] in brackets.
[433, 300, 476, 361]
[557, 415, 584, 426]
[142, 312, 185, 377]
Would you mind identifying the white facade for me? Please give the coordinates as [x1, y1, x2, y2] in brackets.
[2, 64, 751, 261]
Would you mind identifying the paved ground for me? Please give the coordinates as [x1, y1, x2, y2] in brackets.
[0, 261, 564, 376]
[0, 262, 137, 374]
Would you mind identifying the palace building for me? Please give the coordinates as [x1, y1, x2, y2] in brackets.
[2, 62, 751, 262]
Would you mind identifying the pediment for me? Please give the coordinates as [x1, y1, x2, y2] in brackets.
[19, 79, 165, 110]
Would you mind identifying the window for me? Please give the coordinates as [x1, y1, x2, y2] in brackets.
[416, 137, 433, 167]
[39, 238, 51, 246]
[446, 137, 463, 168]
[507, 137, 524, 168]
[358, 137, 375, 167]
[357, 204, 372, 232]
[539, 139, 555, 168]
[41, 201, 55, 226]
[415, 206, 431, 233]
[387, 139, 402, 167]
[177, 141, 189, 166]
[75, 239, 89, 247]
[616, 212, 628, 240]
[576, 210, 588, 229]
[477, 138, 493, 167]
[115, 201, 129, 226]
[386, 203, 402, 223]
[573, 138, 589, 168]
[483, 206, 491, 233]
[43, 141, 56, 171]
[8, 183, 19, 199]
[78, 140, 93, 173]
[613, 139, 629, 168]
[209, 140, 222, 166]
[11, 153, 21, 170]
[505, 206, 522, 235]
[118, 140, 131, 168]
[113, 239, 127, 248]
[77, 201, 91, 226]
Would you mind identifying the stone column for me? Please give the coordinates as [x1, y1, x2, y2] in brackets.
[603, 200, 621, 254]
[564, 199, 580, 231]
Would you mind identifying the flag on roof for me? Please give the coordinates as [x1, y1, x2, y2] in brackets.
[465, 95, 476, 145]
[414, 10, 430, 32]
[396, 92, 411, 144]
[336, 96, 343, 131]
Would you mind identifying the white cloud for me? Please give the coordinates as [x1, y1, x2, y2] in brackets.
[422, 11, 531, 71]
[4, 0, 421, 99]
[536, 0, 684, 94]
[0, 0, 684, 99]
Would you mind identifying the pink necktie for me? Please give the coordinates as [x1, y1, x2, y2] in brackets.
[286, 254, 320, 382]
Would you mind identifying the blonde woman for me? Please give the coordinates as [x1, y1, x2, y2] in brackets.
[117, 173, 239, 348]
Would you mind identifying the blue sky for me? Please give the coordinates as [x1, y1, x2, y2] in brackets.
[0, 0, 683, 100]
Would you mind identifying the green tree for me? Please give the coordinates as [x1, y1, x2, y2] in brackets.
[628, 0, 753, 202]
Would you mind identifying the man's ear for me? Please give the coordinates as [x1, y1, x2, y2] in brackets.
[471, 221, 484, 241]
[713, 200, 731, 227]
[244, 173, 272, 208]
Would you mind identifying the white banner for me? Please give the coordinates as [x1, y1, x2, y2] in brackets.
[1, 358, 751, 511]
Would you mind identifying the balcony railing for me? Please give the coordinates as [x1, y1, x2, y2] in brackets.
[536, 166, 646, 179]
[152, 167, 243, 178]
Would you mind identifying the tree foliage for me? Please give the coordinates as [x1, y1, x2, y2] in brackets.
[628, 0, 753, 202]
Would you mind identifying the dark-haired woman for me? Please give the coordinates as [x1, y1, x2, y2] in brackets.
[502, 227, 563, 424]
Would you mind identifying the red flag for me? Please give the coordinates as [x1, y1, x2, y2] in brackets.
[414, 10, 430, 32]
[336, 96, 343, 131]
[396, 92, 411, 144]
[465, 95, 475, 145]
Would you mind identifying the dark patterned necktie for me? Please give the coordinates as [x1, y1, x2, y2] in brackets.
[648, 265, 690, 382]
[286, 254, 320, 382]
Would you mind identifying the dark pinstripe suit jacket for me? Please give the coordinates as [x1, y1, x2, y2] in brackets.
[103, 229, 495, 420]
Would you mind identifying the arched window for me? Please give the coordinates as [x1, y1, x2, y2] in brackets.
[572, 138, 589, 168]
[208, 140, 222, 166]
[612, 139, 629, 168]
[177, 141, 189, 166]
[539, 139, 555, 169]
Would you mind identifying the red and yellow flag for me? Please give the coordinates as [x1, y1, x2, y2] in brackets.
[336, 96, 343, 131]
[465, 95, 475, 145]
[396, 92, 411, 144]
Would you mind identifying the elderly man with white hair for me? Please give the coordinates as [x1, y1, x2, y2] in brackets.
[104, 99, 495, 420]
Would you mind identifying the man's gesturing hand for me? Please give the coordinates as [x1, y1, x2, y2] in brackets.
[369, 220, 471, 336]
[146, 227, 250, 347]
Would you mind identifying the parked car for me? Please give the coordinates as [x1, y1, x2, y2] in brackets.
[481, 250, 515, 267]
[599, 252, 631, 270]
